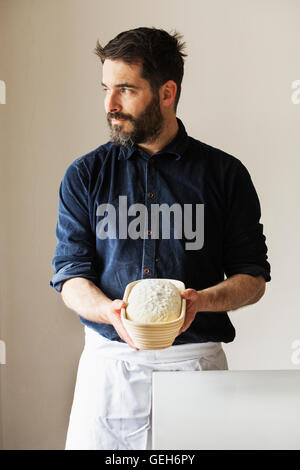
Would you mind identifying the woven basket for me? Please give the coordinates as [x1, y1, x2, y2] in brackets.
[121, 278, 186, 350]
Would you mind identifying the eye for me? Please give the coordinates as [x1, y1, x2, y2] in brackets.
[120, 88, 132, 94]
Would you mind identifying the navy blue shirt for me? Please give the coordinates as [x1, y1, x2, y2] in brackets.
[50, 118, 271, 344]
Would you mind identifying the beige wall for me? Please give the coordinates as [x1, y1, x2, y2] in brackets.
[0, 0, 299, 449]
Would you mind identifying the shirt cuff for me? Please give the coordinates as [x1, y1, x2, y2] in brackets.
[50, 261, 98, 293]
[225, 264, 271, 282]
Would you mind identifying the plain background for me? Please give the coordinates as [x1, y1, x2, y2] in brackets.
[0, 0, 299, 450]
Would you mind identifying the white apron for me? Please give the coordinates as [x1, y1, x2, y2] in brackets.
[65, 326, 228, 450]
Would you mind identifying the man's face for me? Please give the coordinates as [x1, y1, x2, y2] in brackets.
[102, 59, 163, 147]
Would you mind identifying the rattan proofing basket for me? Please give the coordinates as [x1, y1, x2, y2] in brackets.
[121, 278, 186, 350]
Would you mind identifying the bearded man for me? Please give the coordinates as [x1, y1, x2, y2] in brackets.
[50, 27, 271, 450]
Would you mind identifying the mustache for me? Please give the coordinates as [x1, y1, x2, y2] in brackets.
[107, 112, 134, 121]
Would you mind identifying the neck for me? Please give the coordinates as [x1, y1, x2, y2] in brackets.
[137, 116, 179, 156]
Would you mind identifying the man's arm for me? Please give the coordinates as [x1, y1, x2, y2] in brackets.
[199, 273, 266, 312]
[61, 277, 138, 350]
[50, 163, 139, 348]
[61, 277, 112, 323]
[179, 274, 266, 334]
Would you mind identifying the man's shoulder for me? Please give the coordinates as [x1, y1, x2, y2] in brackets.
[72, 141, 114, 170]
[187, 135, 243, 169]
[61, 141, 116, 187]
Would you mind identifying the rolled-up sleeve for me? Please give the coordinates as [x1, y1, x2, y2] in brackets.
[223, 161, 271, 282]
[50, 160, 98, 293]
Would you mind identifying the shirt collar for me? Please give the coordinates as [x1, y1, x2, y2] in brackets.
[118, 117, 189, 161]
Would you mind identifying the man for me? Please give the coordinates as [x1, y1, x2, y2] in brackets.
[50, 27, 271, 450]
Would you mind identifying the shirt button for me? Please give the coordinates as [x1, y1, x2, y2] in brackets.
[147, 229, 152, 236]
[148, 192, 154, 199]
[144, 268, 150, 275]
[149, 158, 155, 164]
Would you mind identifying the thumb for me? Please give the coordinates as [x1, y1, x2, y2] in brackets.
[180, 289, 195, 299]
[112, 299, 127, 311]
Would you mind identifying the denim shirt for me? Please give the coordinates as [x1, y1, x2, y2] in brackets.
[50, 118, 271, 344]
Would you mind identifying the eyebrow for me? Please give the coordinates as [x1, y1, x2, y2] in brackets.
[101, 81, 140, 89]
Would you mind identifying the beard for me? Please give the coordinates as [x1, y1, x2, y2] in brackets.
[106, 92, 164, 147]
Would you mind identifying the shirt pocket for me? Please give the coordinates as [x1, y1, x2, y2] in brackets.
[116, 264, 141, 293]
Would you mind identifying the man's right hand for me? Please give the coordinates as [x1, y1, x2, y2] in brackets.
[107, 299, 139, 350]
[61, 278, 139, 350]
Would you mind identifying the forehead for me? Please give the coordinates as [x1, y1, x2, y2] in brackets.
[102, 59, 150, 88]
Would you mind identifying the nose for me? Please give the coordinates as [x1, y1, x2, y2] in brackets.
[105, 91, 122, 114]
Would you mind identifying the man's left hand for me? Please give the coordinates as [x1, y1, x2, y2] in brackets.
[178, 288, 201, 335]
[177, 274, 267, 335]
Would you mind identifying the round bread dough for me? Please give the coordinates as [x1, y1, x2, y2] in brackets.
[126, 279, 182, 323]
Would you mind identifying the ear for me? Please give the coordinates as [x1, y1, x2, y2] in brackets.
[160, 80, 177, 109]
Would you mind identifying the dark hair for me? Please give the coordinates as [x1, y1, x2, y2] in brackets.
[94, 27, 187, 111]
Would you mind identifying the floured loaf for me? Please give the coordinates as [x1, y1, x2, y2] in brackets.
[126, 279, 182, 323]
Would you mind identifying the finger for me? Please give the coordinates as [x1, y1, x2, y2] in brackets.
[111, 300, 141, 349]
[112, 299, 127, 311]
[122, 329, 139, 350]
[180, 289, 195, 297]
[116, 326, 139, 350]
[179, 324, 189, 334]
[116, 318, 139, 350]
[179, 316, 194, 334]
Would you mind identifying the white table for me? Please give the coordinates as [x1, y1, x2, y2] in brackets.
[152, 370, 300, 450]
